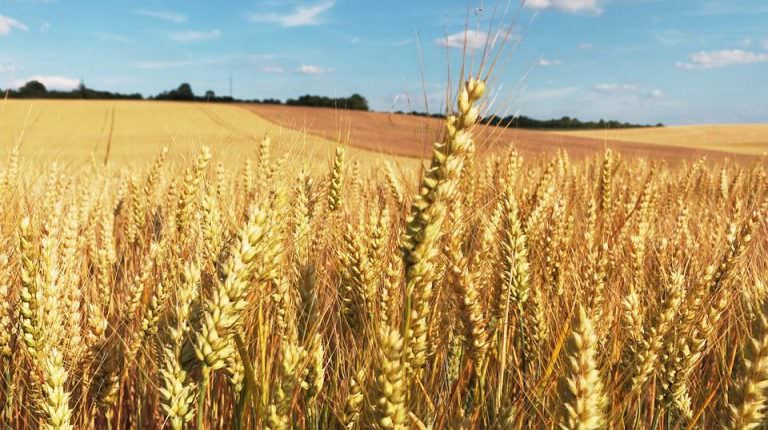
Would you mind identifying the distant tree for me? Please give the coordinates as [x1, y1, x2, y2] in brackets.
[20, 80, 47, 94]
[205, 90, 215, 101]
[154, 83, 195, 101]
[347, 93, 369, 111]
[175, 83, 194, 100]
[285, 93, 369, 111]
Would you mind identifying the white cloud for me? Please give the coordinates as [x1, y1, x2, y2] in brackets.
[655, 29, 685, 46]
[134, 58, 221, 69]
[0, 15, 29, 35]
[13, 75, 79, 90]
[676, 49, 768, 70]
[591, 83, 664, 100]
[537, 57, 562, 66]
[592, 83, 639, 94]
[296, 64, 332, 75]
[435, 30, 508, 50]
[578, 42, 594, 49]
[262, 65, 284, 73]
[0, 63, 17, 73]
[517, 83, 672, 124]
[134, 60, 192, 69]
[169, 29, 221, 42]
[689, 3, 768, 16]
[524, 0, 603, 15]
[519, 86, 580, 102]
[40, 21, 50, 32]
[136, 54, 265, 70]
[134, 9, 186, 23]
[250, 0, 335, 27]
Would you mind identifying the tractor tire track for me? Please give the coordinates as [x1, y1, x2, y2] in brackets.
[103, 105, 116, 166]
[198, 106, 254, 140]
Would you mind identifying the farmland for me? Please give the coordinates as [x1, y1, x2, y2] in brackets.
[1, 79, 767, 429]
[3, 99, 756, 171]
[244, 103, 751, 161]
[556, 124, 768, 155]
[0, 99, 413, 168]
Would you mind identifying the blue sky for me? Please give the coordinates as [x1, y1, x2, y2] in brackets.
[1, 0, 767, 124]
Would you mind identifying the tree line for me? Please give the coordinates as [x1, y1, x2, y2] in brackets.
[5, 80, 143, 100]
[3, 81, 369, 110]
[4, 80, 659, 128]
[481, 114, 662, 129]
[285, 94, 369, 111]
[401, 110, 661, 129]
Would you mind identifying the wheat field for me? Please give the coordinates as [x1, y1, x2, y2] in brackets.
[557, 124, 768, 156]
[0, 78, 767, 430]
[0, 99, 413, 169]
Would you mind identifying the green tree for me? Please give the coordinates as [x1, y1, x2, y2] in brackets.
[20, 80, 47, 94]
[175, 83, 194, 100]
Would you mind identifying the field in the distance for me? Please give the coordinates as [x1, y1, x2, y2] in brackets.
[243, 103, 759, 161]
[0, 99, 415, 168]
[555, 124, 768, 155]
[2, 99, 760, 167]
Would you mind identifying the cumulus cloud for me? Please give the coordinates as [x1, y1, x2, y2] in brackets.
[524, 0, 603, 15]
[537, 57, 562, 66]
[0, 15, 29, 35]
[13, 75, 79, 90]
[676, 49, 768, 70]
[250, 0, 335, 27]
[296, 64, 332, 75]
[435, 30, 512, 50]
[134, 9, 186, 23]
[169, 29, 221, 42]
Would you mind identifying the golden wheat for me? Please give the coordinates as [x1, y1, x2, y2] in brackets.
[0, 77, 765, 430]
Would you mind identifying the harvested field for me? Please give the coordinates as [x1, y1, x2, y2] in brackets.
[241, 103, 749, 161]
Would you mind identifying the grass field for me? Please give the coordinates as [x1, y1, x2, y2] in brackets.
[555, 124, 768, 155]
